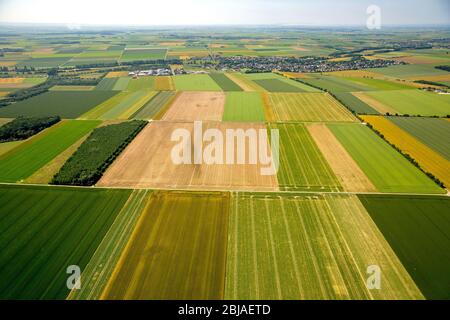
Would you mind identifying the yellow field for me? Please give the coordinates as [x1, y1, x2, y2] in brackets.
[352, 92, 397, 114]
[0, 61, 18, 67]
[117, 91, 157, 120]
[280, 72, 310, 79]
[406, 74, 450, 82]
[105, 71, 129, 78]
[50, 85, 95, 91]
[225, 73, 265, 92]
[324, 70, 382, 78]
[0, 92, 10, 97]
[361, 115, 450, 187]
[155, 76, 174, 91]
[0, 78, 24, 84]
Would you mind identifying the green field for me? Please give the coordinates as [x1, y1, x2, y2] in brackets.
[388, 117, 450, 161]
[112, 77, 130, 91]
[226, 192, 423, 299]
[266, 92, 356, 122]
[222, 92, 265, 122]
[372, 64, 449, 78]
[102, 191, 229, 299]
[333, 92, 379, 114]
[17, 57, 71, 68]
[300, 75, 372, 92]
[359, 195, 450, 299]
[173, 74, 222, 91]
[0, 120, 100, 182]
[99, 90, 153, 120]
[132, 91, 175, 120]
[0, 91, 118, 119]
[120, 48, 167, 61]
[209, 73, 243, 91]
[364, 90, 450, 116]
[329, 123, 443, 193]
[0, 184, 131, 299]
[95, 78, 118, 91]
[126, 77, 155, 91]
[254, 79, 305, 92]
[344, 77, 414, 90]
[269, 123, 342, 191]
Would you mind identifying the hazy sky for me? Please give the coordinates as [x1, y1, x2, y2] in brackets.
[0, 0, 449, 26]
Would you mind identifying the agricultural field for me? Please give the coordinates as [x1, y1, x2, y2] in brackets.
[372, 64, 449, 78]
[132, 91, 176, 120]
[222, 92, 265, 122]
[53, 121, 146, 186]
[0, 120, 100, 182]
[209, 73, 243, 91]
[95, 78, 119, 91]
[265, 92, 356, 122]
[268, 123, 342, 192]
[154, 76, 175, 91]
[126, 77, 156, 91]
[0, 185, 131, 299]
[173, 74, 222, 91]
[162, 91, 225, 121]
[361, 115, 450, 188]
[329, 123, 444, 194]
[98, 121, 279, 190]
[244, 73, 319, 93]
[388, 117, 450, 161]
[226, 192, 422, 299]
[120, 48, 167, 61]
[359, 195, 450, 299]
[0, 91, 118, 119]
[102, 191, 229, 300]
[359, 90, 450, 116]
[333, 92, 379, 114]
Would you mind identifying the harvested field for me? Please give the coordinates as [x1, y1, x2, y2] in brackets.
[359, 194, 450, 299]
[162, 92, 225, 121]
[266, 93, 356, 122]
[329, 123, 444, 194]
[225, 193, 423, 300]
[98, 121, 279, 190]
[0, 185, 131, 299]
[155, 76, 174, 91]
[0, 120, 100, 182]
[307, 123, 376, 192]
[361, 115, 450, 188]
[223, 92, 265, 122]
[105, 71, 129, 78]
[268, 123, 342, 192]
[0, 78, 24, 84]
[102, 191, 229, 300]
[50, 85, 95, 91]
[0, 91, 118, 119]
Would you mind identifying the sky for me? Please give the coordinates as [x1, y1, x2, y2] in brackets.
[0, 0, 449, 26]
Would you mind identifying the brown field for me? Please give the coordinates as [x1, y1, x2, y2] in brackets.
[167, 51, 210, 58]
[294, 47, 309, 51]
[392, 55, 448, 65]
[159, 41, 185, 46]
[324, 70, 382, 78]
[0, 61, 18, 67]
[352, 92, 397, 114]
[307, 123, 376, 192]
[155, 76, 175, 91]
[280, 72, 310, 79]
[162, 92, 225, 121]
[97, 121, 279, 190]
[0, 92, 10, 98]
[0, 78, 24, 84]
[406, 74, 450, 82]
[105, 71, 129, 78]
[361, 115, 450, 188]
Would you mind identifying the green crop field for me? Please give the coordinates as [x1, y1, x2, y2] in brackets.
[112, 77, 130, 91]
[173, 74, 222, 91]
[53, 121, 146, 186]
[333, 92, 379, 114]
[300, 75, 372, 92]
[209, 73, 243, 91]
[359, 194, 450, 299]
[372, 64, 449, 78]
[120, 48, 167, 61]
[254, 79, 304, 92]
[102, 191, 229, 300]
[329, 123, 443, 193]
[364, 90, 450, 116]
[222, 92, 265, 122]
[132, 91, 175, 120]
[0, 120, 100, 182]
[95, 78, 118, 91]
[388, 117, 450, 161]
[98, 90, 154, 120]
[0, 91, 118, 119]
[17, 57, 71, 68]
[126, 77, 156, 91]
[269, 123, 342, 192]
[344, 77, 414, 90]
[0, 184, 131, 299]
[266, 92, 356, 122]
[226, 192, 423, 299]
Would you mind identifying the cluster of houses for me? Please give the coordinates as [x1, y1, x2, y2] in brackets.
[128, 68, 172, 77]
